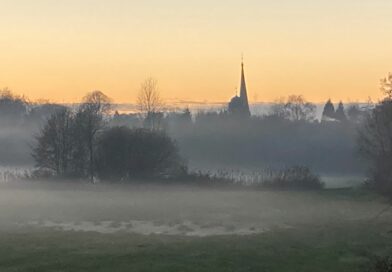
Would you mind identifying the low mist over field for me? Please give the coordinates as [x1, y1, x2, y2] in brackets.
[0, 181, 391, 271]
[0, 182, 388, 236]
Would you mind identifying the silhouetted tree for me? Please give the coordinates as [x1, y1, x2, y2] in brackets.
[335, 101, 347, 122]
[96, 127, 183, 180]
[144, 111, 164, 130]
[0, 88, 28, 124]
[165, 108, 193, 133]
[180, 108, 192, 123]
[110, 112, 140, 128]
[33, 91, 112, 179]
[358, 99, 392, 197]
[173, 107, 361, 174]
[28, 103, 67, 124]
[347, 105, 365, 123]
[262, 166, 324, 190]
[32, 108, 74, 176]
[286, 95, 316, 121]
[269, 95, 316, 122]
[137, 78, 164, 130]
[269, 97, 287, 119]
[321, 99, 336, 121]
[77, 91, 112, 181]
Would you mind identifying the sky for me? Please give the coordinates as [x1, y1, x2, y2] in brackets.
[0, 0, 392, 104]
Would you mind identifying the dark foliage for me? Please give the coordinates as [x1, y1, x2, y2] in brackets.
[322, 99, 336, 121]
[174, 166, 323, 190]
[0, 87, 366, 178]
[165, 109, 192, 130]
[111, 111, 140, 128]
[358, 99, 392, 197]
[32, 108, 74, 176]
[270, 95, 316, 122]
[321, 100, 348, 122]
[32, 92, 111, 179]
[335, 102, 347, 122]
[95, 127, 184, 180]
[79, 91, 112, 180]
[0, 88, 28, 125]
[28, 103, 67, 123]
[347, 104, 367, 124]
[261, 166, 324, 190]
[170, 113, 363, 175]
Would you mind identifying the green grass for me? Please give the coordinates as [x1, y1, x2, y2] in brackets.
[0, 184, 391, 271]
[0, 222, 391, 272]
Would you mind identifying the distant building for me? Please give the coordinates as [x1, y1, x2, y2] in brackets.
[228, 61, 251, 117]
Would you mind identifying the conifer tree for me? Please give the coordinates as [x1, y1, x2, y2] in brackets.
[322, 99, 335, 121]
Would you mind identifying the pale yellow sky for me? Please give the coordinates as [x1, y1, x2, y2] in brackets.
[0, 0, 391, 103]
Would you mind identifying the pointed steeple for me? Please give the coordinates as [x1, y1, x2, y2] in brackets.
[227, 58, 252, 117]
[239, 59, 251, 116]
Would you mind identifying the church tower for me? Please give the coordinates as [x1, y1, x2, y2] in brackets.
[228, 60, 251, 117]
[239, 61, 251, 116]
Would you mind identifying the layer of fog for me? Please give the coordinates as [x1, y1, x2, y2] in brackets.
[0, 182, 389, 236]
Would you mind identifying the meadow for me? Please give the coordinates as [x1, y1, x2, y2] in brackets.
[0, 181, 390, 271]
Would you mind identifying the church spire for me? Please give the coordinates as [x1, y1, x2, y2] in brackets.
[240, 59, 251, 116]
[227, 58, 252, 117]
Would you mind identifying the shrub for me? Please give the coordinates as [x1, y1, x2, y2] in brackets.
[95, 127, 184, 180]
[262, 166, 324, 190]
[179, 166, 323, 190]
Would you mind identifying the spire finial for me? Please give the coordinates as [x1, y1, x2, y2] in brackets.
[241, 53, 244, 66]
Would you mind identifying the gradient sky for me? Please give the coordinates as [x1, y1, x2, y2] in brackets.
[1, 0, 392, 103]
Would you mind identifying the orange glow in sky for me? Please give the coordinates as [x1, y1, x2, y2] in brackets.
[1, 0, 392, 103]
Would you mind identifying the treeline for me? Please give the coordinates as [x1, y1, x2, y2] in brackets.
[2, 76, 392, 196]
[0, 88, 66, 165]
[358, 73, 392, 197]
[110, 95, 368, 175]
[32, 91, 184, 181]
[0, 86, 369, 177]
[0, 88, 66, 126]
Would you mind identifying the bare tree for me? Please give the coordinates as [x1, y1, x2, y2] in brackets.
[137, 78, 164, 130]
[358, 99, 392, 197]
[32, 91, 112, 180]
[32, 108, 74, 176]
[269, 97, 288, 119]
[284, 95, 316, 122]
[78, 90, 112, 181]
[380, 73, 392, 99]
[81, 91, 112, 115]
[268, 95, 316, 122]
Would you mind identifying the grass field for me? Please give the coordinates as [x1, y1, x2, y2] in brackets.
[0, 182, 391, 271]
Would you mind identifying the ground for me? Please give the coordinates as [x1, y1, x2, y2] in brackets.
[0, 182, 391, 271]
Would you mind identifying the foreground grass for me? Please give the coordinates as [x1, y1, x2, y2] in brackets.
[0, 222, 391, 272]
[0, 184, 390, 271]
